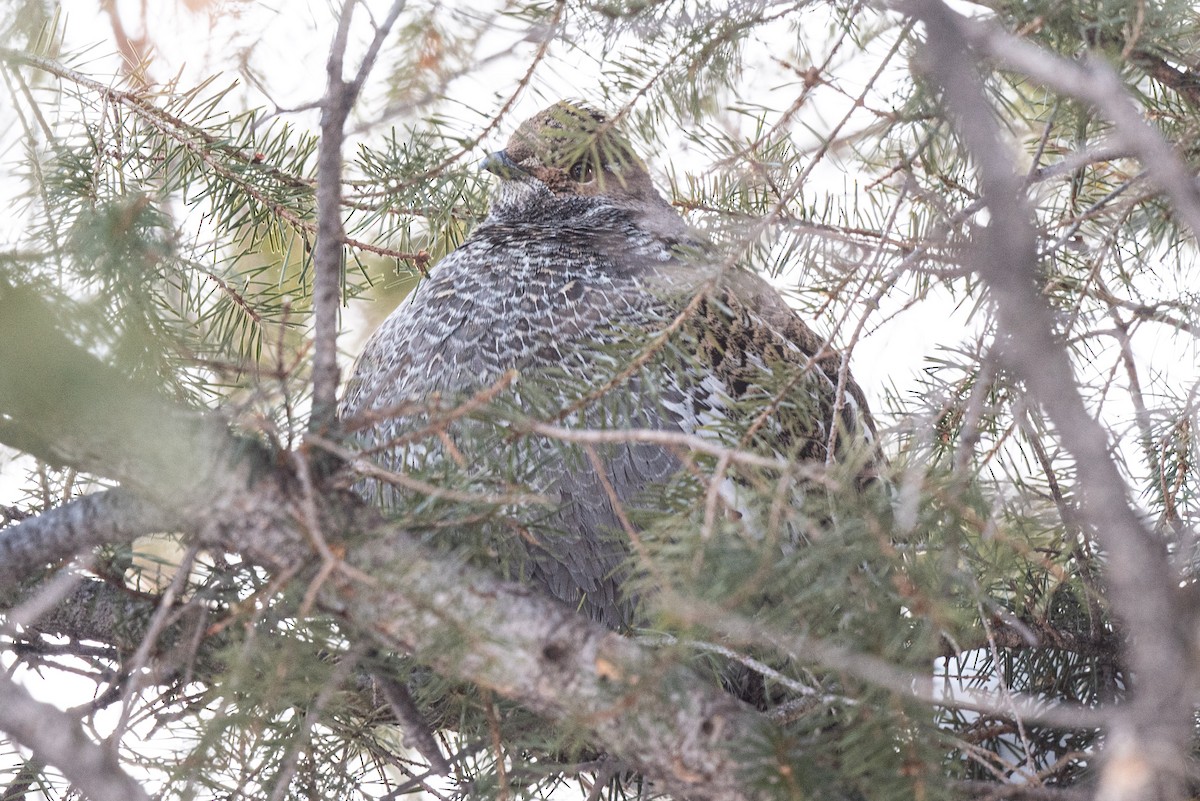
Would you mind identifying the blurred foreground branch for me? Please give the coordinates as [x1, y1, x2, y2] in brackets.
[0, 286, 759, 801]
[904, 2, 1198, 799]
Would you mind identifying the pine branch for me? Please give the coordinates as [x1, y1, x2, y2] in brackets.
[0, 279, 765, 801]
[666, 591, 1108, 730]
[935, 8, 1200, 240]
[902, 2, 1196, 798]
[6, 3, 1199, 795]
[0, 489, 177, 586]
[0, 49, 308, 190]
[0, 47, 428, 268]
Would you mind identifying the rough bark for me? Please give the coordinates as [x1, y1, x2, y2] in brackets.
[0, 286, 763, 801]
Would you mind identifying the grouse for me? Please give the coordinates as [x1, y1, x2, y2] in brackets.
[339, 101, 877, 631]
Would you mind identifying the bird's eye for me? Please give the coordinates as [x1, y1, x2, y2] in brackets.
[568, 161, 593, 182]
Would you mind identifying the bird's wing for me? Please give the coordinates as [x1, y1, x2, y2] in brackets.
[640, 257, 877, 468]
[716, 268, 877, 454]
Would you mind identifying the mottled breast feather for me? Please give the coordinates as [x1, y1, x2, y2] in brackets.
[339, 101, 877, 630]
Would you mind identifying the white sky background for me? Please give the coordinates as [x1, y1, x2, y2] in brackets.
[2, 0, 1198, 789]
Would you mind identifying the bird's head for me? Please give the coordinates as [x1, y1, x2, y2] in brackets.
[481, 102, 669, 215]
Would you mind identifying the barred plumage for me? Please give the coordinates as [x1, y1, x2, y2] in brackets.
[339, 102, 876, 630]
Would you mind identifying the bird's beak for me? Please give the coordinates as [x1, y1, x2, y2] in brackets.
[480, 150, 524, 178]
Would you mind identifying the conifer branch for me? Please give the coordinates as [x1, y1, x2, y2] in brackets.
[927, 7, 1200, 241]
[0, 283, 762, 801]
[0, 489, 176, 586]
[6, 2, 1200, 795]
[667, 593, 1109, 730]
[905, 2, 1195, 798]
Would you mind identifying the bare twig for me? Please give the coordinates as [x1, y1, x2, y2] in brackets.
[309, 433, 553, 506]
[637, 633, 831, 705]
[310, 0, 408, 434]
[481, 690, 510, 801]
[374, 670, 451, 775]
[660, 591, 1108, 730]
[955, 779, 1091, 801]
[525, 421, 815, 474]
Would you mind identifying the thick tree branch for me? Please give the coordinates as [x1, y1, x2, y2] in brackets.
[0, 670, 150, 801]
[2, 579, 207, 656]
[901, 3, 1196, 799]
[0, 289, 761, 800]
[333, 522, 756, 800]
[0, 489, 177, 586]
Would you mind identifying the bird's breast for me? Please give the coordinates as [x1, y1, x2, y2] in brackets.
[388, 238, 663, 395]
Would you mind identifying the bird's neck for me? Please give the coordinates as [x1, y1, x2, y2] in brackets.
[484, 184, 687, 245]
